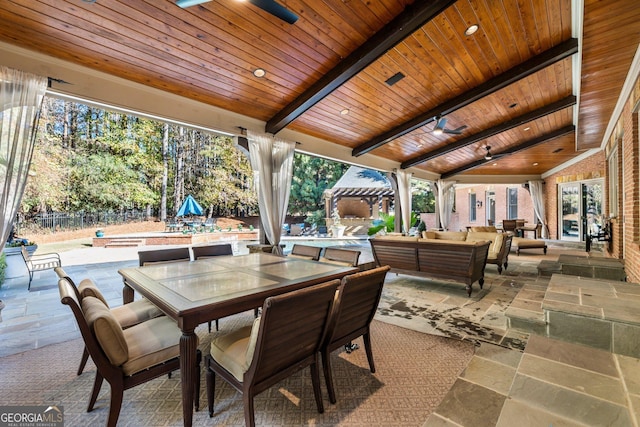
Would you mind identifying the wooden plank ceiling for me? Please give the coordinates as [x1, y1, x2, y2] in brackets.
[0, 0, 639, 179]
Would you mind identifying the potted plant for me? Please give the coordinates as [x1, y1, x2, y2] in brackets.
[330, 210, 346, 238]
[95, 228, 104, 237]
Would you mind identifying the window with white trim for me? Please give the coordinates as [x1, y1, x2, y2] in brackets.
[469, 193, 477, 222]
[507, 187, 518, 219]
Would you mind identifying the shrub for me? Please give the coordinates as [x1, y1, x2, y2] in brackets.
[0, 252, 6, 286]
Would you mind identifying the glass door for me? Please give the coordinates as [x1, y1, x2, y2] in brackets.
[558, 180, 603, 241]
[486, 191, 495, 226]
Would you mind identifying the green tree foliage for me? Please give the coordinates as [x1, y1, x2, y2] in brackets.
[412, 179, 435, 213]
[288, 153, 348, 219]
[23, 97, 257, 218]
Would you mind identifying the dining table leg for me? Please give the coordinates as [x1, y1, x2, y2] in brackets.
[122, 282, 134, 304]
[180, 329, 198, 427]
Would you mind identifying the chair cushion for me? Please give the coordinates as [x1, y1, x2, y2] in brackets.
[82, 296, 129, 367]
[466, 232, 504, 259]
[512, 237, 547, 249]
[78, 279, 109, 306]
[318, 257, 353, 267]
[122, 316, 183, 376]
[110, 300, 164, 329]
[210, 317, 261, 382]
[288, 254, 315, 261]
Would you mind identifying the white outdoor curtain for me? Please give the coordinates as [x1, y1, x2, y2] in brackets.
[528, 180, 549, 238]
[396, 170, 412, 234]
[0, 67, 48, 246]
[247, 130, 295, 256]
[435, 179, 455, 230]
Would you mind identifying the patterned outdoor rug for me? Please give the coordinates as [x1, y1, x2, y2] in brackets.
[0, 313, 474, 426]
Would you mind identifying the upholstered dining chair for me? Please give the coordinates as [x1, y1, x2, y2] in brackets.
[192, 243, 233, 259]
[191, 243, 234, 332]
[319, 247, 361, 267]
[137, 247, 191, 266]
[289, 244, 322, 261]
[501, 219, 518, 235]
[321, 265, 390, 404]
[58, 277, 201, 427]
[54, 267, 164, 375]
[205, 279, 342, 427]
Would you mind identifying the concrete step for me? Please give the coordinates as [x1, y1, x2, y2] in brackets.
[541, 274, 640, 358]
[537, 260, 561, 277]
[105, 239, 145, 248]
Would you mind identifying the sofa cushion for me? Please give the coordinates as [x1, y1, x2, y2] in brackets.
[373, 235, 419, 242]
[421, 231, 468, 241]
[417, 238, 479, 246]
[82, 296, 129, 367]
[469, 226, 498, 232]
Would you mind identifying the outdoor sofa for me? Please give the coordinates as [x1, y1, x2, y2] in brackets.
[369, 235, 490, 296]
[424, 229, 513, 274]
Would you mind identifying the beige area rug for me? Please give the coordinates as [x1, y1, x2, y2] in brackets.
[0, 311, 474, 427]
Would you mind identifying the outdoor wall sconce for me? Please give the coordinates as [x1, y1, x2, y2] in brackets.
[476, 201, 483, 208]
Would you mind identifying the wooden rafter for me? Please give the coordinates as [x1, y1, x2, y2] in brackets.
[440, 125, 576, 179]
[265, 0, 457, 135]
[400, 95, 577, 169]
[352, 38, 579, 157]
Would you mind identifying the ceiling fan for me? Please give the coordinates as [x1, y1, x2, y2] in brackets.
[176, 0, 299, 24]
[432, 116, 467, 136]
[483, 145, 507, 161]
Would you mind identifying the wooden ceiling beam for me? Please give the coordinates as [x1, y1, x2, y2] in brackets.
[400, 95, 577, 169]
[440, 125, 575, 179]
[265, 0, 458, 135]
[352, 38, 579, 157]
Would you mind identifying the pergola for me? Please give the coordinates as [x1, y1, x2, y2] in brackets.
[324, 166, 395, 221]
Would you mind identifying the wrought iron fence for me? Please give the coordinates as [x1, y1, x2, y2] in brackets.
[18, 210, 152, 233]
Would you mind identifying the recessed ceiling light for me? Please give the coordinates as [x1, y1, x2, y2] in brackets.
[340, 108, 350, 115]
[253, 68, 266, 78]
[465, 24, 479, 36]
[524, 127, 531, 131]
[533, 162, 539, 166]
[492, 163, 497, 166]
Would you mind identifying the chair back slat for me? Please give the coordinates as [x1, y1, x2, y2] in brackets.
[192, 244, 233, 259]
[247, 279, 341, 386]
[327, 266, 389, 345]
[138, 247, 191, 266]
[321, 248, 360, 266]
[290, 244, 322, 261]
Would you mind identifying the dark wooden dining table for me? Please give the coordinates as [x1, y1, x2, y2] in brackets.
[118, 252, 358, 427]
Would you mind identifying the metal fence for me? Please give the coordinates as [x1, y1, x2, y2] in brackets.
[19, 210, 152, 233]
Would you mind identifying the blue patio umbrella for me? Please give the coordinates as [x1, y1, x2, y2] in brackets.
[176, 194, 204, 217]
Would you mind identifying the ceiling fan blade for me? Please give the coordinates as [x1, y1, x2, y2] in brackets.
[248, 0, 299, 24]
[176, 0, 298, 24]
[443, 125, 467, 135]
[176, 0, 211, 8]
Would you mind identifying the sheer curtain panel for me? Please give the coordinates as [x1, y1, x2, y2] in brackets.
[0, 67, 48, 246]
[528, 180, 549, 238]
[435, 179, 455, 231]
[396, 170, 412, 234]
[247, 131, 295, 255]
